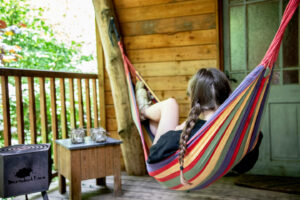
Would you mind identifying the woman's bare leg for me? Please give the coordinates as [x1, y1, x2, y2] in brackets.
[142, 98, 179, 145]
[149, 120, 158, 138]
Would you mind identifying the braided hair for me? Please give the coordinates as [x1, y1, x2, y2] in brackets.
[178, 68, 231, 185]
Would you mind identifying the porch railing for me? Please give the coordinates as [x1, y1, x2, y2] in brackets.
[0, 67, 101, 167]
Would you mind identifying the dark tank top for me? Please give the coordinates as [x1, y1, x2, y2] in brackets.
[147, 119, 206, 164]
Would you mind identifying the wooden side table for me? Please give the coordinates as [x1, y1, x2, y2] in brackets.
[56, 137, 122, 200]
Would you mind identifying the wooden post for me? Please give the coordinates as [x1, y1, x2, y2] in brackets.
[93, 0, 146, 175]
[1, 76, 11, 146]
[69, 78, 76, 129]
[28, 77, 37, 144]
[77, 79, 84, 128]
[92, 79, 99, 128]
[95, 20, 106, 129]
[50, 78, 58, 168]
[15, 76, 25, 144]
[85, 79, 92, 134]
[60, 78, 68, 139]
[39, 77, 48, 143]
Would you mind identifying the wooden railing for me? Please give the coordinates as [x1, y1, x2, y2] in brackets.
[0, 67, 101, 167]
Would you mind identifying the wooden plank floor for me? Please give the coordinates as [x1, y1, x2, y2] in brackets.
[14, 173, 300, 200]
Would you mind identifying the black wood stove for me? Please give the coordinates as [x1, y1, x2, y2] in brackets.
[0, 144, 51, 199]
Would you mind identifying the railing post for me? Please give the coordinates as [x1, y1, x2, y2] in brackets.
[77, 78, 84, 128]
[50, 77, 58, 168]
[39, 77, 48, 143]
[95, 20, 106, 129]
[92, 79, 99, 128]
[60, 78, 67, 139]
[15, 76, 25, 144]
[28, 77, 37, 144]
[69, 78, 76, 129]
[1, 76, 11, 147]
[85, 79, 91, 135]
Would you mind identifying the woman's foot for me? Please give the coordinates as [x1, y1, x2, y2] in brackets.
[135, 81, 150, 120]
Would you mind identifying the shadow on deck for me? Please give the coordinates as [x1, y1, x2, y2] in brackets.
[13, 173, 300, 200]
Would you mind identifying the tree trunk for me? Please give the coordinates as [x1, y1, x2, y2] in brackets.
[92, 0, 146, 175]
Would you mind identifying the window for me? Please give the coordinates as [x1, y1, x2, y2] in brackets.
[223, 0, 300, 87]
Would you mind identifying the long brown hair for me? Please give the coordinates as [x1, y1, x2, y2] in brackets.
[178, 68, 231, 185]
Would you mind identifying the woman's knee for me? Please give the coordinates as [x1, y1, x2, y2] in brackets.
[164, 98, 179, 110]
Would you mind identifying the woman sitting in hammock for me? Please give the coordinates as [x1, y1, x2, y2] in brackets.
[136, 68, 231, 163]
[136, 68, 262, 174]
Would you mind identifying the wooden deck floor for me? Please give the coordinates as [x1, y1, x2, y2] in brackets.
[14, 173, 300, 200]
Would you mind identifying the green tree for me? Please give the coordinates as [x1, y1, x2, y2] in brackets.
[0, 0, 92, 70]
[0, 0, 93, 146]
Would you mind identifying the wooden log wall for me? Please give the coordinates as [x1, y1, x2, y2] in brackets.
[104, 0, 221, 137]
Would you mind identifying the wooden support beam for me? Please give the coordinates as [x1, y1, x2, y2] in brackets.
[93, 0, 146, 175]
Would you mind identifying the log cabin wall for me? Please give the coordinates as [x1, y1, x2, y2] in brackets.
[104, 0, 221, 138]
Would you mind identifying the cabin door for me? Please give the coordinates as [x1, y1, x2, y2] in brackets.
[223, 0, 300, 177]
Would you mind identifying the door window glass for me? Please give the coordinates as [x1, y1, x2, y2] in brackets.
[224, 0, 300, 85]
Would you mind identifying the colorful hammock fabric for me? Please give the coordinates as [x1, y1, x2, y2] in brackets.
[115, 0, 300, 191]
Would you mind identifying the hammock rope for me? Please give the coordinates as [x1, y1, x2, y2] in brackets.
[110, 0, 299, 190]
[261, 0, 300, 67]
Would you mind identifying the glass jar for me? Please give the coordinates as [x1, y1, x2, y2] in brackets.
[90, 127, 108, 142]
[71, 128, 85, 144]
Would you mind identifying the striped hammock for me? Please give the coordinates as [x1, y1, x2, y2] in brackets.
[116, 0, 300, 190]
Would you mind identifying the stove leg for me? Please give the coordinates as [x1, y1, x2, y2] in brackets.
[41, 191, 48, 200]
[96, 177, 106, 186]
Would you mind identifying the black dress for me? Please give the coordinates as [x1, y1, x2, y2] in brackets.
[147, 119, 206, 164]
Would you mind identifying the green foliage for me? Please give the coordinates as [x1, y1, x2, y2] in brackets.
[0, 0, 92, 70]
[0, 0, 94, 146]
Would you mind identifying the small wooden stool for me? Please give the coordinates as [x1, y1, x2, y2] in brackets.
[56, 137, 122, 200]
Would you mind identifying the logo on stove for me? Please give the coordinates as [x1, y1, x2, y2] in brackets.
[7, 167, 46, 184]
[15, 168, 32, 179]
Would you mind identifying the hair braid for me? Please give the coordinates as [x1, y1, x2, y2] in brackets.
[177, 67, 231, 186]
[178, 102, 201, 185]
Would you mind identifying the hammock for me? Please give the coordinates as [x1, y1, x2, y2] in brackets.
[111, 0, 300, 191]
